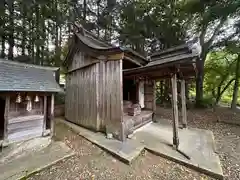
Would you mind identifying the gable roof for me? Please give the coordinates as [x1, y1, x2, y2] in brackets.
[148, 43, 199, 67]
[64, 23, 148, 66]
[123, 44, 199, 78]
[0, 59, 62, 92]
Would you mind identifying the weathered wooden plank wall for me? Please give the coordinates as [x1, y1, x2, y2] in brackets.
[97, 60, 123, 140]
[8, 115, 44, 143]
[68, 51, 88, 72]
[6, 95, 45, 143]
[144, 82, 154, 110]
[65, 59, 99, 130]
[65, 49, 124, 140]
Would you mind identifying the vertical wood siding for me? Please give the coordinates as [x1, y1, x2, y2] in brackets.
[97, 60, 123, 140]
[68, 51, 93, 72]
[65, 63, 99, 130]
[144, 82, 154, 110]
[65, 50, 123, 140]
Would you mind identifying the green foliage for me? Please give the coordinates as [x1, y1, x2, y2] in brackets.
[118, 0, 187, 53]
[1, 0, 240, 108]
[204, 51, 239, 105]
[55, 92, 65, 105]
[200, 96, 216, 108]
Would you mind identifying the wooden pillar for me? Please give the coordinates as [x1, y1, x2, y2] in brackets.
[152, 80, 157, 122]
[181, 79, 187, 128]
[50, 94, 55, 137]
[160, 80, 164, 103]
[171, 73, 179, 149]
[42, 95, 47, 135]
[4, 96, 10, 141]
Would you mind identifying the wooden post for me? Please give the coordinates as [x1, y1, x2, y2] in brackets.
[4, 96, 10, 141]
[181, 79, 187, 128]
[152, 80, 157, 122]
[42, 95, 47, 135]
[171, 73, 179, 149]
[160, 80, 163, 103]
[50, 94, 55, 137]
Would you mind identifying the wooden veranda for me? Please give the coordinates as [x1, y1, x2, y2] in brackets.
[124, 44, 198, 148]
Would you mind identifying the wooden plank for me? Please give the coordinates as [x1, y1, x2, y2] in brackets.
[171, 73, 179, 149]
[42, 95, 47, 135]
[123, 55, 142, 66]
[119, 59, 125, 141]
[181, 79, 187, 128]
[50, 94, 55, 137]
[107, 52, 124, 60]
[67, 60, 100, 73]
[8, 118, 44, 134]
[4, 95, 10, 140]
[152, 80, 157, 122]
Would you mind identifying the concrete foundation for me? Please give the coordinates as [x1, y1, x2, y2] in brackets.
[59, 118, 223, 179]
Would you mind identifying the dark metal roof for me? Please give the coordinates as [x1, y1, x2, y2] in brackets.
[150, 44, 189, 58]
[123, 44, 199, 77]
[0, 59, 62, 92]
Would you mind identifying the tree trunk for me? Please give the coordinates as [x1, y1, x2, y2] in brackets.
[35, 4, 40, 64]
[231, 54, 240, 110]
[195, 59, 204, 107]
[1, 0, 6, 58]
[30, 17, 35, 63]
[195, 50, 207, 107]
[215, 78, 235, 105]
[83, 0, 87, 20]
[21, 3, 27, 56]
[55, 23, 59, 57]
[7, 0, 14, 60]
[97, 0, 100, 38]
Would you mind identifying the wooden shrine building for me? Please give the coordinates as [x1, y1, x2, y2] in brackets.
[0, 59, 62, 145]
[64, 24, 199, 146]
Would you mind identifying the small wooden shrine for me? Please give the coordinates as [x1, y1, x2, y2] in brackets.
[0, 59, 62, 145]
[64, 24, 198, 146]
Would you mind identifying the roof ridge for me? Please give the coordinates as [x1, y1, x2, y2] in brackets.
[0, 59, 59, 71]
[150, 44, 189, 57]
[73, 23, 113, 48]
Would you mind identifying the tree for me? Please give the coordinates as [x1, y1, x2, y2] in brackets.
[231, 54, 240, 109]
[181, 0, 240, 106]
[226, 41, 240, 109]
[118, 0, 187, 54]
[204, 51, 237, 105]
[0, 0, 6, 58]
[7, 0, 15, 60]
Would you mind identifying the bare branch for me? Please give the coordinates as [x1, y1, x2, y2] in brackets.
[205, 18, 226, 48]
[209, 31, 239, 50]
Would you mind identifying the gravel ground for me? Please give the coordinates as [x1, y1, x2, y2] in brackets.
[28, 106, 240, 180]
[156, 106, 240, 180]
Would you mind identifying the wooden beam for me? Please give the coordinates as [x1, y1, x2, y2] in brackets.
[42, 95, 47, 135]
[181, 79, 187, 128]
[107, 52, 124, 61]
[124, 55, 142, 66]
[50, 94, 55, 137]
[4, 95, 10, 141]
[171, 73, 179, 149]
[67, 60, 100, 74]
[152, 80, 157, 122]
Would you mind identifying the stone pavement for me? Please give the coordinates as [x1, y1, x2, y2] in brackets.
[59, 118, 223, 179]
[0, 137, 74, 180]
[132, 122, 223, 179]
[58, 119, 144, 164]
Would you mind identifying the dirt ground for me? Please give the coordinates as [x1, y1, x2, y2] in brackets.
[28, 106, 240, 180]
